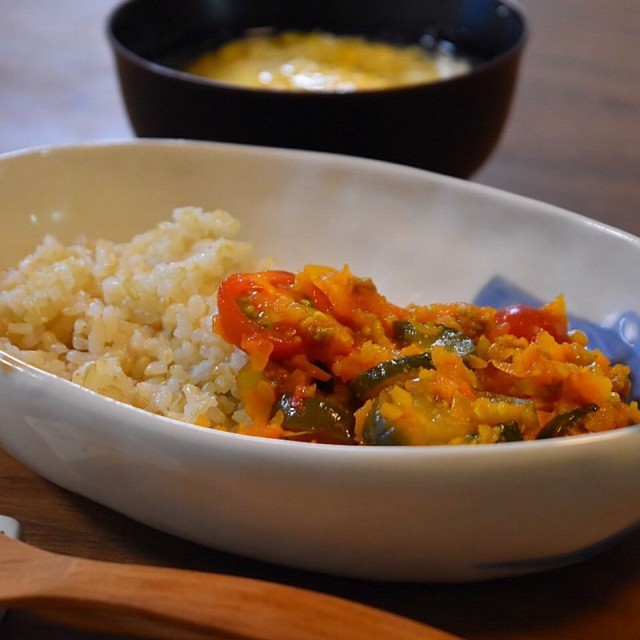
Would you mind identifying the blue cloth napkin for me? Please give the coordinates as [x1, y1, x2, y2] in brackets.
[473, 276, 640, 399]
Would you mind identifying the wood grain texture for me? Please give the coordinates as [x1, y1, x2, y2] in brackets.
[475, 0, 640, 235]
[1, 1, 639, 638]
[0, 535, 461, 640]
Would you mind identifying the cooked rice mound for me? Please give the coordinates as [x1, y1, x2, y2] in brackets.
[0, 207, 256, 427]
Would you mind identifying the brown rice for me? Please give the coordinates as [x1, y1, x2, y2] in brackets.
[0, 207, 259, 428]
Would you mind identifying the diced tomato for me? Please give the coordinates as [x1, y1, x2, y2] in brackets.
[296, 265, 406, 333]
[216, 270, 306, 362]
[216, 269, 354, 365]
[490, 304, 569, 343]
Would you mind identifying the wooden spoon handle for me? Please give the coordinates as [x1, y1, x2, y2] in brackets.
[15, 549, 462, 640]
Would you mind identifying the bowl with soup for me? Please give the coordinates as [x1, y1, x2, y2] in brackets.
[107, 0, 527, 177]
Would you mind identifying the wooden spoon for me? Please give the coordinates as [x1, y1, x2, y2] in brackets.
[0, 531, 462, 640]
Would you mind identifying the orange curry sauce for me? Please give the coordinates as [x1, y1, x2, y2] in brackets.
[214, 265, 640, 445]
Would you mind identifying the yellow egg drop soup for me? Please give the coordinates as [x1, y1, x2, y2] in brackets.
[185, 31, 471, 92]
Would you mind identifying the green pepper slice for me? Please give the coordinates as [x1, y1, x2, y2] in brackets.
[536, 404, 598, 439]
[351, 352, 435, 402]
[362, 397, 404, 446]
[393, 321, 475, 358]
[352, 324, 475, 402]
[498, 421, 524, 442]
[273, 394, 356, 445]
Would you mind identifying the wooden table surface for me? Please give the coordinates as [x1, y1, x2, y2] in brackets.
[1, 1, 639, 638]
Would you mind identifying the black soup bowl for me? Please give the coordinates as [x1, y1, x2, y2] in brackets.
[107, 0, 527, 178]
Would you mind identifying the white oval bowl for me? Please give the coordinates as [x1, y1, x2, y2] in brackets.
[0, 140, 639, 582]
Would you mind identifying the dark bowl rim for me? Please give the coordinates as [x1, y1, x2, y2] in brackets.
[106, 0, 529, 97]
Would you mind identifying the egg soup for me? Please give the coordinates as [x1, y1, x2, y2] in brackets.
[185, 31, 470, 92]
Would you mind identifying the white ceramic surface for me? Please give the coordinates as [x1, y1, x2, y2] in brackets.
[0, 140, 639, 582]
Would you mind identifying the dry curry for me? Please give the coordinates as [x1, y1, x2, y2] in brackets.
[214, 265, 640, 445]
